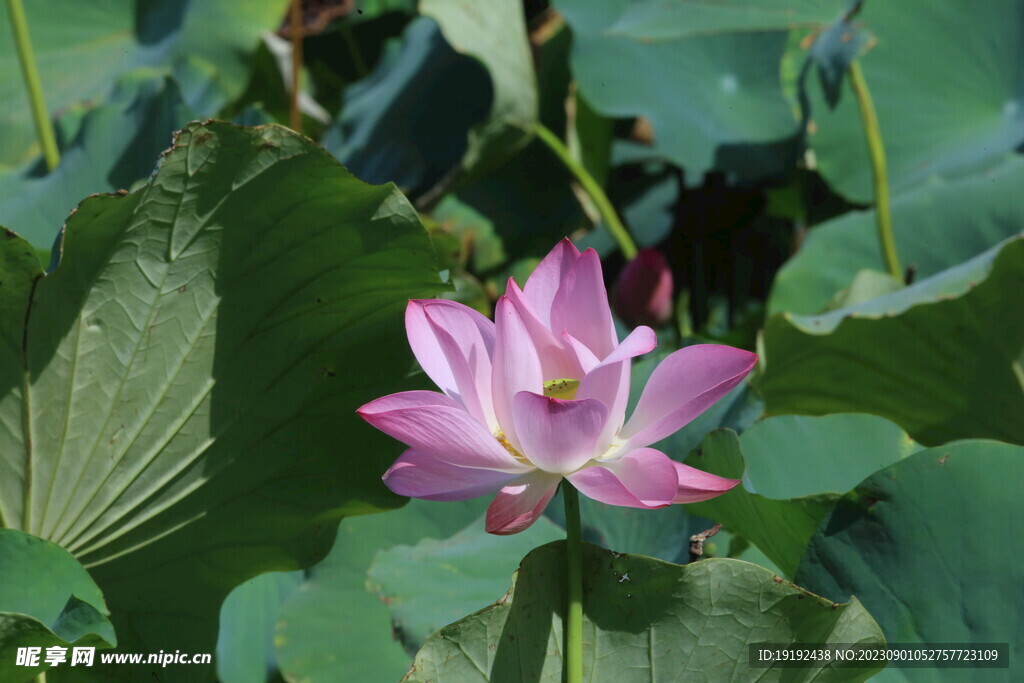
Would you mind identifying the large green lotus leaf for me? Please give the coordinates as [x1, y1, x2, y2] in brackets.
[322, 17, 491, 199]
[216, 570, 303, 683]
[769, 157, 1024, 315]
[807, 0, 1024, 202]
[0, 121, 440, 680]
[421, 0, 537, 176]
[275, 500, 488, 682]
[796, 441, 1024, 681]
[366, 516, 564, 651]
[325, 0, 536, 200]
[0, 71, 196, 249]
[405, 542, 885, 682]
[0, 530, 115, 682]
[739, 414, 921, 499]
[685, 416, 919, 577]
[552, 0, 802, 183]
[756, 236, 1024, 446]
[0, 0, 286, 167]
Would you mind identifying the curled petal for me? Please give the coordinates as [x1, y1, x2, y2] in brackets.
[383, 449, 519, 501]
[406, 300, 496, 426]
[512, 392, 608, 474]
[566, 448, 678, 509]
[485, 471, 562, 535]
[491, 297, 543, 453]
[619, 345, 757, 451]
[357, 391, 529, 473]
[522, 238, 581, 328]
[671, 461, 739, 503]
[551, 249, 617, 360]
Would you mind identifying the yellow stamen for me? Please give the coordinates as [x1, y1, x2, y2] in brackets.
[543, 378, 580, 400]
[495, 430, 529, 464]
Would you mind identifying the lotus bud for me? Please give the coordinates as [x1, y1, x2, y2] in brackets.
[612, 249, 673, 327]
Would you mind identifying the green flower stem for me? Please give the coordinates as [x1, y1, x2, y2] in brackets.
[848, 59, 901, 280]
[563, 482, 584, 683]
[6, 0, 59, 171]
[535, 123, 638, 260]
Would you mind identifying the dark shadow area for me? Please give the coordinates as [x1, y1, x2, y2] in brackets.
[712, 131, 803, 190]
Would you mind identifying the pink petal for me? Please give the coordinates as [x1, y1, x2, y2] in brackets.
[383, 449, 519, 501]
[577, 325, 657, 448]
[491, 297, 543, 453]
[512, 392, 608, 473]
[671, 461, 739, 503]
[505, 279, 579, 380]
[522, 238, 581, 328]
[550, 249, 618, 360]
[357, 391, 529, 472]
[406, 300, 496, 426]
[566, 448, 678, 508]
[619, 345, 757, 451]
[485, 471, 562, 535]
[422, 302, 497, 430]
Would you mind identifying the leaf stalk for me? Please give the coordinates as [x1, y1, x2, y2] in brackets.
[848, 59, 901, 279]
[289, 0, 303, 132]
[535, 123, 638, 260]
[6, 0, 59, 170]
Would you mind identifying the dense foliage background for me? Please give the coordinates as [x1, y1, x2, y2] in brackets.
[0, 0, 1021, 681]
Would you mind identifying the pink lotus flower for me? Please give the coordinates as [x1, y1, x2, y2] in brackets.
[358, 240, 756, 534]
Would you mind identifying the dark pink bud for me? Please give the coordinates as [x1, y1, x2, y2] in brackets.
[612, 249, 674, 327]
